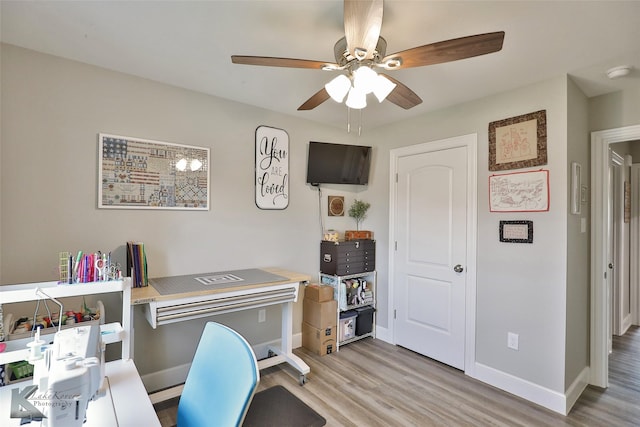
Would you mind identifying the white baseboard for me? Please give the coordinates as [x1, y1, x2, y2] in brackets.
[471, 362, 568, 415]
[141, 333, 303, 394]
[142, 362, 191, 394]
[374, 325, 392, 344]
[565, 366, 590, 415]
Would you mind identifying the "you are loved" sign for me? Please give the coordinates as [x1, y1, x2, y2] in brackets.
[255, 126, 289, 209]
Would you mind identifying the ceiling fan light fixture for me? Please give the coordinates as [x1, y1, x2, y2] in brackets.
[353, 66, 378, 94]
[325, 74, 351, 102]
[345, 86, 367, 109]
[373, 74, 397, 103]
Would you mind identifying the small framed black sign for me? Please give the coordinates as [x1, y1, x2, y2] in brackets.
[499, 220, 533, 243]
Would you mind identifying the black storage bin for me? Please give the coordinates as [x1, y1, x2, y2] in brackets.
[355, 306, 375, 336]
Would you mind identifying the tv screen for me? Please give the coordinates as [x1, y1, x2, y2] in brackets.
[306, 141, 372, 185]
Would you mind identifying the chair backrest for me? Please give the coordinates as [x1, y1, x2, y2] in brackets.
[177, 322, 260, 427]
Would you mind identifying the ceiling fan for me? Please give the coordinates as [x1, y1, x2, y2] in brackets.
[231, 0, 504, 112]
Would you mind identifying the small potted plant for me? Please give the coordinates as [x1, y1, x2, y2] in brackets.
[346, 199, 372, 240]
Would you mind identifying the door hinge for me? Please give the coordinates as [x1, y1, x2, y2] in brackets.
[395, 241, 398, 251]
[394, 309, 396, 319]
[395, 173, 398, 183]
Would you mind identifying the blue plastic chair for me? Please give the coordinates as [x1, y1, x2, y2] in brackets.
[177, 322, 260, 427]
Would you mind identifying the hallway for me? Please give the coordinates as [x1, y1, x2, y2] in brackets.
[570, 325, 640, 425]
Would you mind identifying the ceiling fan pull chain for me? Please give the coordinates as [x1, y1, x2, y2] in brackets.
[347, 107, 351, 133]
[358, 109, 363, 136]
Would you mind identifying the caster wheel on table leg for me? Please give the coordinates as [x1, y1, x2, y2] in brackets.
[299, 374, 307, 386]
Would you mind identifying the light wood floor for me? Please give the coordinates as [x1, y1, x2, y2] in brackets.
[155, 326, 640, 426]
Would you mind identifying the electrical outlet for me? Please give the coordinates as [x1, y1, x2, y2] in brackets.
[258, 309, 266, 323]
[507, 332, 519, 350]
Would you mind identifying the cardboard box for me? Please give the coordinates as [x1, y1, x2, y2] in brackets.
[303, 298, 337, 329]
[302, 322, 336, 356]
[304, 284, 334, 302]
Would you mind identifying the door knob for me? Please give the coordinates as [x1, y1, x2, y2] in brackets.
[454, 264, 464, 273]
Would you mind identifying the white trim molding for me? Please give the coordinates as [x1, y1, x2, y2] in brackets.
[473, 363, 588, 415]
[590, 124, 640, 388]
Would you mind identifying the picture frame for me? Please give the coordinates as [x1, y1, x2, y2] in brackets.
[571, 162, 582, 215]
[624, 181, 631, 223]
[499, 220, 534, 243]
[328, 196, 345, 216]
[489, 169, 550, 212]
[255, 125, 289, 210]
[489, 110, 547, 171]
[98, 133, 210, 210]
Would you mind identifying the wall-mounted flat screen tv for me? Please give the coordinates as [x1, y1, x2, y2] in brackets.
[306, 141, 372, 185]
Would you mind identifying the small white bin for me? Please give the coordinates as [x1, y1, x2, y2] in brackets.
[339, 311, 357, 342]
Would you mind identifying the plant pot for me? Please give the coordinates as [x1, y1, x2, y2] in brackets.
[345, 230, 373, 240]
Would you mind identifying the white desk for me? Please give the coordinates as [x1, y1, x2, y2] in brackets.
[131, 267, 311, 402]
[0, 359, 160, 427]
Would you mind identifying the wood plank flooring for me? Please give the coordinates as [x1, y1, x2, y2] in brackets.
[155, 326, 640, 426]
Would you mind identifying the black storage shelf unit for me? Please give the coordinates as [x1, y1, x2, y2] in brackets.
[320, 239, 375, 276]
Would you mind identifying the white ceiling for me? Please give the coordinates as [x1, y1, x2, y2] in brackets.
[2, 0, 639, 130]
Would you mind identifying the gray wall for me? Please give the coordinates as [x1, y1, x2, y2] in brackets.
[565, 77, 590, 387]
[365, 77, 570, 393]
[589, 87, 640, 131]
[0, 43, 362, 375]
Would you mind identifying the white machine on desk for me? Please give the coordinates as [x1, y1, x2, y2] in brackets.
[28, 324, 105, 427]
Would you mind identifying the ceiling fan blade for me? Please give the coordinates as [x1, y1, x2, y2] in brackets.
[380, 74, 423, 109]
[344, 0, 384, 60]
[232, 55, 339, 70]
[298, 88, 331, 111]
[381, 31, 505, 70]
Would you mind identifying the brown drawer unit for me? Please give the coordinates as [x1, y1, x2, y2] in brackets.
[320, 240, 375, 275]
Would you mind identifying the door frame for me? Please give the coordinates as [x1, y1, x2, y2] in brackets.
[591, 124, 640, 387]
[610, 152, 633, 337]
[388, 133, 478, 374]
[610, 150, 624, 337]
[631, 164, 640, 326]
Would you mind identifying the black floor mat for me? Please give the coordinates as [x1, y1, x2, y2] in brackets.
[243, 385, 326, 427]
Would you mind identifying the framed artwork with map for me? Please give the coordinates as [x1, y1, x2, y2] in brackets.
[489, 110, 547, 171]
[489, 169, 549, 212]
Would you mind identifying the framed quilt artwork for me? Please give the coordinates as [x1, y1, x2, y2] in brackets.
[98, 133, 210, 210]
[499, 220, 534, 243]
[489, 110, 547, 171]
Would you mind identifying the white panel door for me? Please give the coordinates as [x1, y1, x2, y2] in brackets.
[394, 145, 468, 370]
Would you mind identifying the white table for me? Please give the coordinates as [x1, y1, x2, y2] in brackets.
[0, 359, 160, 427]
[131, 267, 312, 403]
